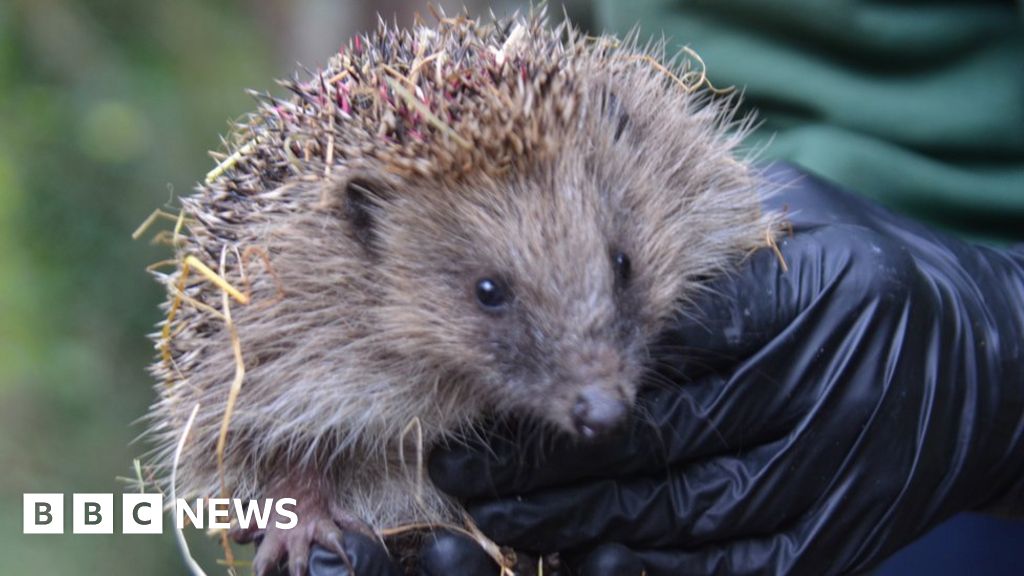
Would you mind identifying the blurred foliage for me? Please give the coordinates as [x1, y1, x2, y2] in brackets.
[0, 0, 274, 572]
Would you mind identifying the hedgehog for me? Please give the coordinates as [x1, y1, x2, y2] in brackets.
[144, 8, 778, 576]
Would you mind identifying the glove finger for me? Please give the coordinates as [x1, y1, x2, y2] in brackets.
[418, 530, 500, 576]
[305, 533, 402, 576]
[463, 437, 816, 552]
[625, 534, 797, 576]
[567, 542, 645, 576]
[649, 224, 836, 377]
[624, 484, 874, 576]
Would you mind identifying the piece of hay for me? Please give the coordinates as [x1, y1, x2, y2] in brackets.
[172, 403, 210, 576]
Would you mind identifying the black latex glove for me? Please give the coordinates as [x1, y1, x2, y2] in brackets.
[429, 163, 1024, 575]
[264, 530, 496, 576]
[262, 534, 399, 576]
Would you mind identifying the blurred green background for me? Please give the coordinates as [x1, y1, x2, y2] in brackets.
[0, 1, 588, 574]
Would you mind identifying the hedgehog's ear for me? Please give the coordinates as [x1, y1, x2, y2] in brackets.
[333, 175, 391, 255]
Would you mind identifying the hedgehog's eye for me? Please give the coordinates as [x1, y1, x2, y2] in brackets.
[613, 252, 631, 285]
[475, 278, 510, 311]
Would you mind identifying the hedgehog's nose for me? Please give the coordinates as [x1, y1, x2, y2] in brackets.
[572, 387, 628, 440]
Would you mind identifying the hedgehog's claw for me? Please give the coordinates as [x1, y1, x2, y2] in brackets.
[251, 532, 286, 575]
[228, 522, 262, 545]
[245, 507, 372, 576]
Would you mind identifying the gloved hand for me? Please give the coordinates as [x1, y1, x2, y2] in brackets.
[428, 163, 1024, 575]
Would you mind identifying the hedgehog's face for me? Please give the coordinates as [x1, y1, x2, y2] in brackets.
[344, 157, 692, 439]
[326, 75, 762, 439]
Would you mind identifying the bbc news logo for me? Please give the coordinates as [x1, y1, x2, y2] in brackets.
[23, 493, 297, 534]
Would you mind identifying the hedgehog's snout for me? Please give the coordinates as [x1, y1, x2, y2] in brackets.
[572, 386, 629, 439]
[563, 344, 632, 440]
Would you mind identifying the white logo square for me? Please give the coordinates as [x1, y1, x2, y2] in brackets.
[122, 494, 164, 534]
[72, 493, 113, 534]
[23, 493, 63, 534]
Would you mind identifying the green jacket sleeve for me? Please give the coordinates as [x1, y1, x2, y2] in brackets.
[596, 0, 1024, 242]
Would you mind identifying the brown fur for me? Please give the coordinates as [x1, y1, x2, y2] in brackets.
[144, 10, 777, 532]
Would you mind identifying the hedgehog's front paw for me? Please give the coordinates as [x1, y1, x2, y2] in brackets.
[233, 505, 374, 576]
[252, 512, 344, 576]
